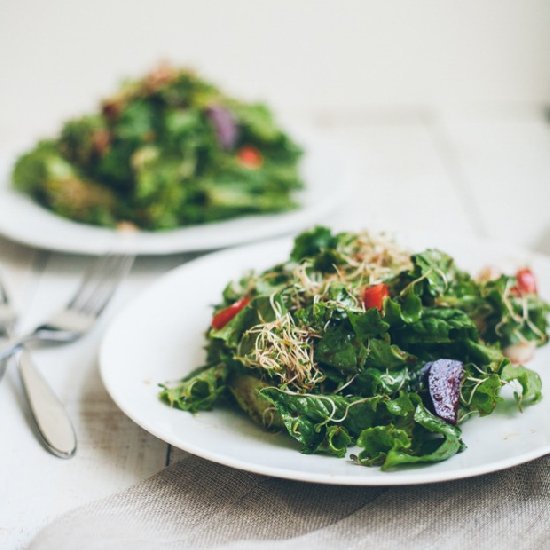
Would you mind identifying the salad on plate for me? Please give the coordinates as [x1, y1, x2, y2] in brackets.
[12, 64, 303, 230]
[160, 227, 549, 470]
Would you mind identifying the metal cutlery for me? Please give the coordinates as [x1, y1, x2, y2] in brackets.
[0, 254, 133, 458]
[0, 255, 134, 361]
[0, 275, 77, 457]
[16, 348, 79, 458]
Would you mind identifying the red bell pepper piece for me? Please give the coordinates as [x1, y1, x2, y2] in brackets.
[361, 283, 389, 311]
[211, 296, 251, 329]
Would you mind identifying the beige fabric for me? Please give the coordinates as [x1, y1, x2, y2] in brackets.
[29, 453, 550, 550]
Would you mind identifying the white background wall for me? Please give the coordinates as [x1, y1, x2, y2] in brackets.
[1, 0, 550, 148]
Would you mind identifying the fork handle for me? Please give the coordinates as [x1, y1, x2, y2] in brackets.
[17, 349, 77, 459]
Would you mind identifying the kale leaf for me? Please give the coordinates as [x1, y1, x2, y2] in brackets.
[159, 364, 228, 413]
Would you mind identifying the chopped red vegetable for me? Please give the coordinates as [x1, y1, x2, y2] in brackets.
[511, 267, 538, 296]
[211, 296, 251, 329]
[237, 146, 263, 168]
[361, 283, 389, 311]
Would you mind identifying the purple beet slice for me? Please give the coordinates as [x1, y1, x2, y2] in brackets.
[424, 359, 464, 425]
[205, 105, 239, 150]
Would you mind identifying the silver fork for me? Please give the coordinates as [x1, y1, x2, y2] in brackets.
[0, 255, 133, 458]
[0, 255, 134, 360]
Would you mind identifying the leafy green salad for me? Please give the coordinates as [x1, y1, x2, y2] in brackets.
[160, 227, 549, 470]
[12, 65, 303, 230]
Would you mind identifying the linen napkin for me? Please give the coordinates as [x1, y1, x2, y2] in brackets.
[29, 452, 550, 550]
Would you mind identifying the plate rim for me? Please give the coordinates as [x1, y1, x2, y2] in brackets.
[99, 233, 550, 485]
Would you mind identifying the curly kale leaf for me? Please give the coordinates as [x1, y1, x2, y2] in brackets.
[348, 308, 390, 338]
[391, 308, 478, 345]
[392, 249, 457, 300]
[290, 226, 337, 263]
[461, 370, 503, 416]
[314, 323, 367, 374]
[260, 389, 385, 455]
[383, 288, 423, 326]
[352, 366, 410, 398]
[355, 400, 464, 470]
[159, 364, 228, 413]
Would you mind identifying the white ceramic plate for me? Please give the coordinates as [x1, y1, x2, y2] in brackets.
[0, 131, 351, 255]
[100, 233, 550, 485]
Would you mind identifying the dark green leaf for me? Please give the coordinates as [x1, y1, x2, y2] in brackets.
[356, 402, 464, 470]
[355, 425, 411, 466]
[353, 366, 410, 397]
[393, 308, 478, 345]
[461, 371, 502, 416]
[260, 388, 384, 451]
[382, 404, 464, 469]
[348, 309, 390, 339]
[315, 323, 366, 374]
[159, 364, 227, 413]
[315, 425, 353, 458]
[290, 226, 336, 262]
[412, 249, 456, 297]
[364, 338, 414, 370]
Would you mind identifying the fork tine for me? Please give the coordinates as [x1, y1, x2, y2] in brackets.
[85, 255, 134, 317]
[71, 255, 134, 317]
[67, 255, 113, 310]
[0, 273, 9, 304]
[69, 255, 126, 311]
[78, 255, 132, 315]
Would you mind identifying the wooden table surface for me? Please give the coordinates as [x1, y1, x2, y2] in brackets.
[2, 107, 550, 549]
